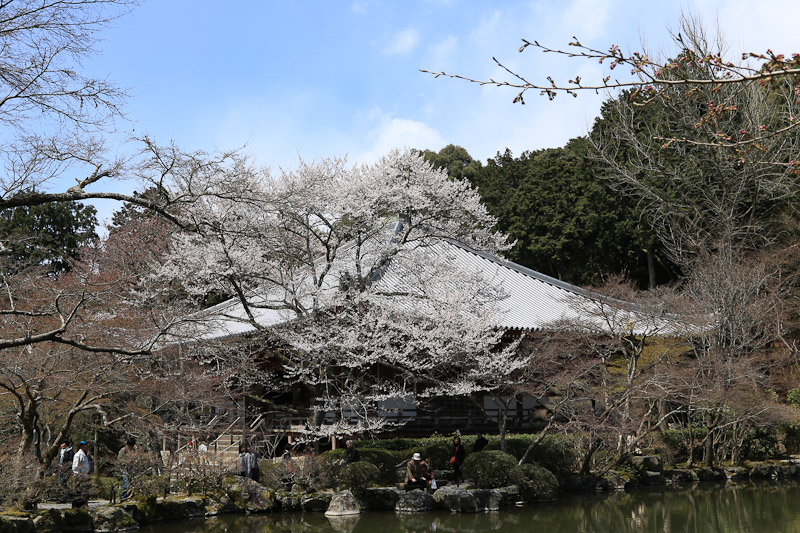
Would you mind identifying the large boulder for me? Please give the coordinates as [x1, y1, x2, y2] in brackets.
[495, 485, 521, 507]
[365, 487, 402, 511]
[395, 490, 435, 513]
[640, 472, 666, 486]
[90, 506, 138, 532]
[325, 490, 361, 516]
[695, 467, 727, 482]
[663, 469, 699, 483]
[723, 467, 748, 482]
[0, 515, 35, 532]
[59, 508, 94, 532]
[631, 455, 663, 473]
[778, 464, 800, 478]
[151, 497, 205, 522]
[220, 477, 276, 513]
[432, 486, 479, 513]
[600, 472, 628, 491]
[472, 489, 503, 512]
[32, 510, 62, 533]
[750, 465, 778, 480]
[277, 492, 302, 512]
[302, 491, 334, 513]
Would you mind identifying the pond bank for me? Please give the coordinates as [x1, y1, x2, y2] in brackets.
[4, 459, 800, 532]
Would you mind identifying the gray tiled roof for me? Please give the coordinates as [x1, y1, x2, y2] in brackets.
[189, 234, 681, 341]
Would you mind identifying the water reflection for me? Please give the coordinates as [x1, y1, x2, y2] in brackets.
[326, 514, 360, 532]
[140, 482, 800, 533]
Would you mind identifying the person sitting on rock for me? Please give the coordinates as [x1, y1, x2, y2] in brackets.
[424, 456, 437, 490]
[405, 452, 430, 490]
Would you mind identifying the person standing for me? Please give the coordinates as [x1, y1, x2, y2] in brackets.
[450, 435, 465, 486]
[473, 433, 489, 453]
[72, 441, 91, 476]
[245, 445, 260, 482]
[118, 437, 137, 501]
[72, 441, 91, 506]
[58, 440, 75, 489]
[345, 440, 360, 464]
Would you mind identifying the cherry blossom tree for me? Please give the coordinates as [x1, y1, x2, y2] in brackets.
[154, 149, 517, 439]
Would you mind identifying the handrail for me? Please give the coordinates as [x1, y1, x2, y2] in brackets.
[208, 416, 242, 448]
[249, 414, 263, 430]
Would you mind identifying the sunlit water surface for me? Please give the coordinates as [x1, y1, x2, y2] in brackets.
[140, 481, 800, 533]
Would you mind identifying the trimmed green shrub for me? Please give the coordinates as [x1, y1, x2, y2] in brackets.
[338, 461, 380, 497]
[462, 451, 518, 489]
[512, 463, 558, 502]
[318, 450, 347, 490]
[358, 449, 402, 484]
[496, 434, 578, 474]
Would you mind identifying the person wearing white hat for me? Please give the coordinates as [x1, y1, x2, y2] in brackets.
[405, 452, 430, 490]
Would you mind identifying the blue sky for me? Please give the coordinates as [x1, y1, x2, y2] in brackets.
[85, 0, 799, 222]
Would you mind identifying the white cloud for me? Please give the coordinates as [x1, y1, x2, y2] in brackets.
[558, 0, 610, 42]
[351, 1, 368, 14]
[357, 116, 446, 163]
[426, 35, 458, 69]
[470, 10, 503, 48]
[711, 0, 800, 58]
[385, 28, 421, 55]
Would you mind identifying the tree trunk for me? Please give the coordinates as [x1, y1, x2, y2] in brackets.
[704, 431, 714, 467]
[580, 437, 601, 476]
[518, 417, 555, 465]
[647, 244, 657, 289]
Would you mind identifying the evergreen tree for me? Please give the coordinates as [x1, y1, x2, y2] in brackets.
[0, 200, 97, 274]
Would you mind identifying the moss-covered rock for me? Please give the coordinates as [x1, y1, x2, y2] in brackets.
[151, 496, 205, 522]
[0, 514, 35, 533]
[471, 489, 503, 512]
[120, 496, 157, 523]
[90, 506, 138, 532]
[395, 490, 435, 513]
[301, 491, 333, 512]
[364, 487, 402, 511]
[32, 509, 62, 533]
[432, 486, 479, 513]
[324, 490, 360, 516]
[219, 476, 277, 513]
[277, 492, 302, 512]
[59, 508, 93, 532]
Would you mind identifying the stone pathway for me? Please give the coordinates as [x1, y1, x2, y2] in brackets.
[39, 499, 111, 510]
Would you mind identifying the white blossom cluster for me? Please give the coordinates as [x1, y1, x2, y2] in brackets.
[158, 149, 522, 436]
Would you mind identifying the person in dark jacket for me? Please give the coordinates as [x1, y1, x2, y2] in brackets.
[345, 440, 360, 464]
[473, 433, 489, 453]
[450, 435, 466, 486]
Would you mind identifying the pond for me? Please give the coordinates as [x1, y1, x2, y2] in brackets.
[140, 481, 800, 532]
